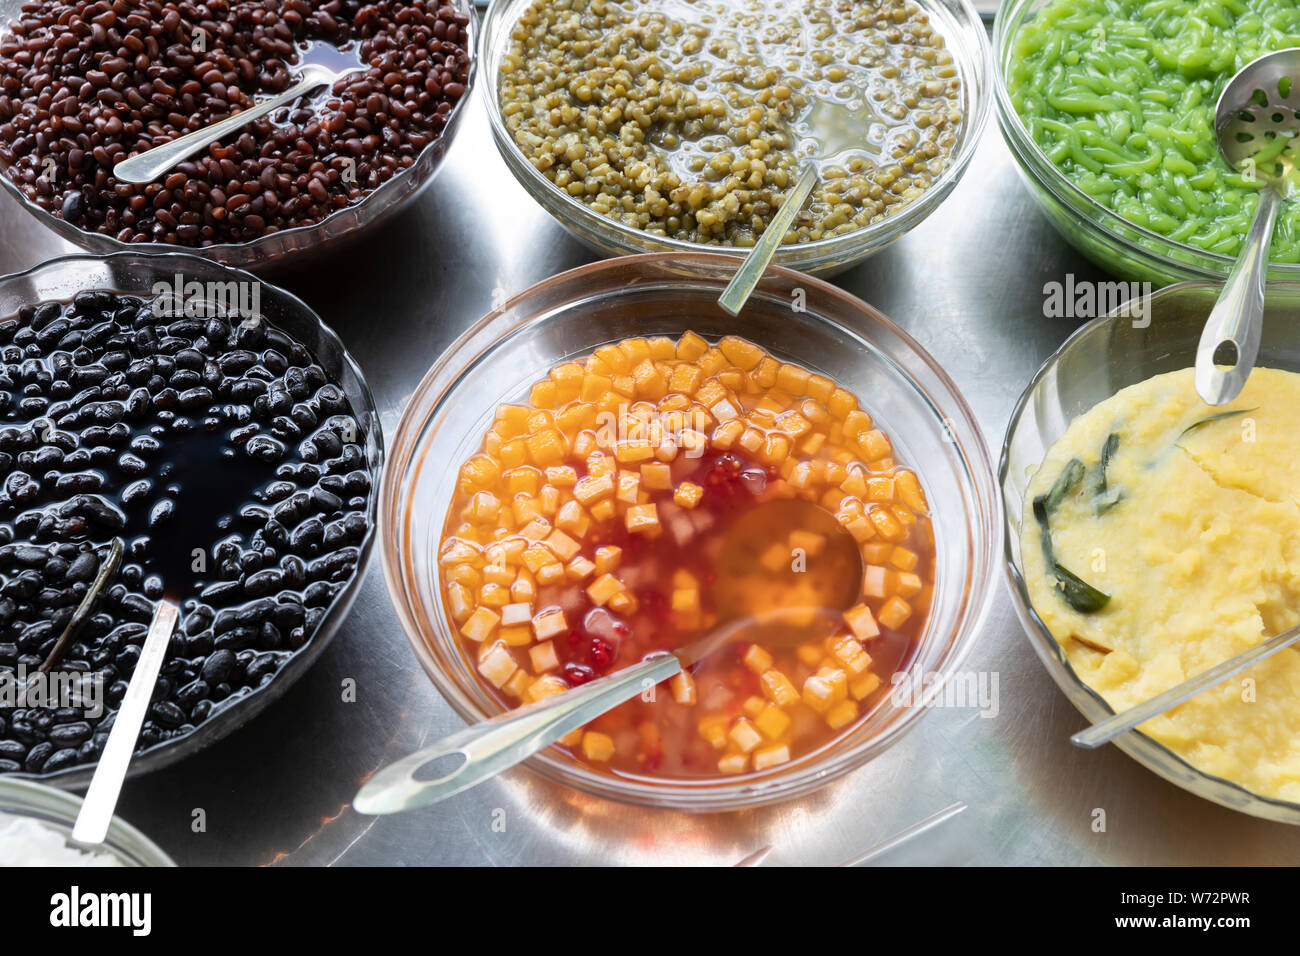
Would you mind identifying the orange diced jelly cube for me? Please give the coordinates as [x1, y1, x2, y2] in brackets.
[743, 644, 773, 674]
[866, 475, 894, 502]
[625, 503, 660, 534]
[670, 670, 697, 705]
[500, 602, 532, 627]
[760, 669, 799, 707]
[581, 731, 616, 762]
[753, 357, 779, 388]
[459, 454, 500, 491]
[890, 546, 918, 572]
[863, 564, 889, 599]
[896, 571, 923, 598]
[850, 672, 882, 700]
[718, 753, 749, 774]
[581, 373, 613, 403]
[825, 699, 858, 730]
[844, 603, 880, 641]
[755, 704, 791, 740]
[648, 336, 677, 360]
[878, 596, 912, 630]
[640, 461, 672, 490]
[673, 482, 703, 509]
[544, 528, 580, 561]
[719, 336, 764, 371]
[526, 675, 568, 703]
[677, 331, 709, 361]
[594, 545, 622, 573]
[531, 607, 567, 641]
[477, 643, 517, 688]
[573, 473, 614, 505]
[753, 744, 791, 771]
[498, 625, 531, 647]
[869, 506, 906, 541]
[503, 669, 533, 699]
[669, 363, 702, 395]
[895, 469, 929, 513]
[633, 359, 668, 401]
[698, 715, 729, 749]
[565, 555, 596, 582]
[460, 607, 499, 643]
[529, 380, 558, 410]
[586, 573, 624, 606]
[529, 640, 560, 673]
[827, 388, 858, 419]
[729, 718, 763, 753]
[775, 363, 810, 395]
[860, 428, 893, 461]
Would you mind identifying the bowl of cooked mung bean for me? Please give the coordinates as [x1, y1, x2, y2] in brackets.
[996, 0, 1300, 284]
[482, 0, 991, 276]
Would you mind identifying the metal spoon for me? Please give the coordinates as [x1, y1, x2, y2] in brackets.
[72, 598, 179, 845]
[354, 498, 862, 814]
[718, 165, 818, 316]
[112, 63, 359, 185]
[734, 801, 967, 867]
[1071, 619, 1300, 749]
[1195, 49, 1300, 405]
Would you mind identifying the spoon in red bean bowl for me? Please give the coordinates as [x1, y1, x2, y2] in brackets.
[113, 62, 362, 185]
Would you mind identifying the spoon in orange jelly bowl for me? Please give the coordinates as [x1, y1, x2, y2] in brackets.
[353, 497, 863, 814]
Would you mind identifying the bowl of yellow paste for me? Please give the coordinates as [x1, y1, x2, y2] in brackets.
[1002, 281, 1300, 822]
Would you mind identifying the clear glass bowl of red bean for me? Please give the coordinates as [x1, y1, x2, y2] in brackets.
[0, 0, 476, 269]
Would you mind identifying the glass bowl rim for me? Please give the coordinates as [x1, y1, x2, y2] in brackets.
[991, 0, 1300, 280]
[0, 249, 384, 788]
[478, 0, 994, 263]
[381, 249, 1003, 811]
[0, 775, 176, 865]
[998, 278, 1300, 821]
[0, 0, 479, 261]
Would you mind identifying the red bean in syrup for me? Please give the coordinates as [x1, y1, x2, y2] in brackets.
[0, 0, 473, 246]
[0, 289, 373, 775]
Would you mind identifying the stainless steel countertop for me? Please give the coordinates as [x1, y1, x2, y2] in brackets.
[4, 88, 1299, 866]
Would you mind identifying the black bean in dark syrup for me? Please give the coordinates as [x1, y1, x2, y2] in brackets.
[0, 290, 372, 775]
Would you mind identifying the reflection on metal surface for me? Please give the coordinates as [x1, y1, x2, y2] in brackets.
[1, 91, 1299, 865]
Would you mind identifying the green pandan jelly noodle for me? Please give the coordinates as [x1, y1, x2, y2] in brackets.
[1008, 0, 1300, 261]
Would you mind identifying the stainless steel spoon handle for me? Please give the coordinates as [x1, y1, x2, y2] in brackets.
[1071, 619, 1300, 749]
[1195, 185, 1281, 406]
[113, 64, 340, 185]
[718, 164, 818, 316]
[354, 653, 682, 814]
[72, 599, 179, 846]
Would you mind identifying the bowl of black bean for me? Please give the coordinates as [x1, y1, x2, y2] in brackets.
[0, 0, 476, 269]
[0, 252, 381, 785]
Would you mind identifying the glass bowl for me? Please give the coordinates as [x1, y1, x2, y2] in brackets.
[993, 0, 1300, 286]
[0, 252, 383, 788]
[0, 0, 477, 272]
[1001, 280, 1300, 824]
[479, 0, 991, 277]
[381, 251, 1001, 811]
[0, 777, 174, 866]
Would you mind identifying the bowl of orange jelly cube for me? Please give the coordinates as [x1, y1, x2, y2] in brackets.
[380, 253, 1001, 810]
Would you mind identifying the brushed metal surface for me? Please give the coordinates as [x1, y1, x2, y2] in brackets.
[4, 92, 1300, 865]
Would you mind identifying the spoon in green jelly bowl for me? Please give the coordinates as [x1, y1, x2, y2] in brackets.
[1196, 50, 1300, 406]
